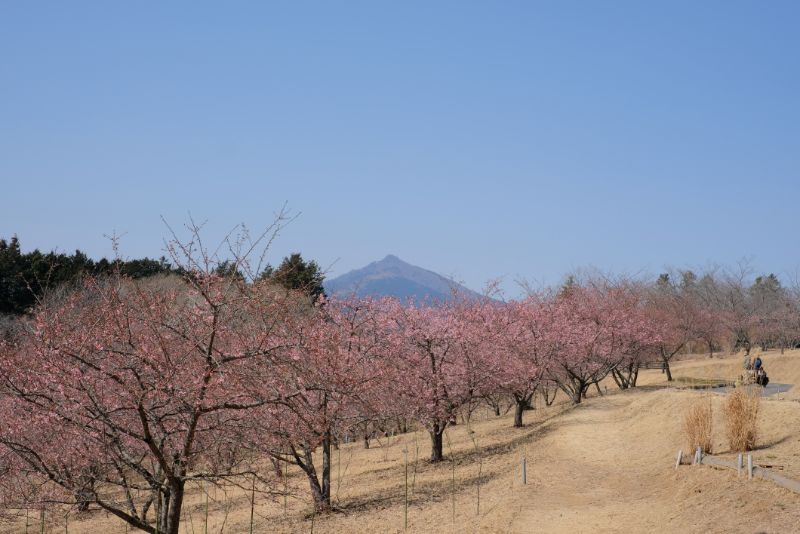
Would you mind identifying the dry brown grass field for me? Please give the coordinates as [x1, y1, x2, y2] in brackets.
[8, 349, 800, 533]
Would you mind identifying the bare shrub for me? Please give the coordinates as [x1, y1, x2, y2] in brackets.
[683, 396, 713, 454]
[724, 388, 760, 452]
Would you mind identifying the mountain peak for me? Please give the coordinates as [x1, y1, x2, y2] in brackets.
[379, 254, 403, 263]
[325, 255, 480, 303]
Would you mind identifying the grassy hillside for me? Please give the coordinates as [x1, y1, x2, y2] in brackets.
[9, 351, 800, 533]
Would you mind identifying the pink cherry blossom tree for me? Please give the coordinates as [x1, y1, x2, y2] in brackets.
[259, 296, 396, 512]
[385, 298, 477, 462]
[607, 284, 662, 389]
[498, 298, 554, 427]
[647, 278, 708, 381]
[450, 298, 513, 424]
[0, 222, 296, 534]
[548, 282, 660, 403]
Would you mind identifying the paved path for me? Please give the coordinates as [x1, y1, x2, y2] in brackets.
[713, 383, 793, 397]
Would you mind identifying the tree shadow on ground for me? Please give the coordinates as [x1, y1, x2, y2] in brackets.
[321, 405, 579, 516]
[749, 434, 792, 452]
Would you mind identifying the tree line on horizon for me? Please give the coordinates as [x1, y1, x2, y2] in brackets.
[0, 235, 325, 317]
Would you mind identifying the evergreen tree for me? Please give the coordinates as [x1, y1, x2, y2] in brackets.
[261, 253, 325, 301]
[558, 274, 578, 299]
[0, 236, 178, 316]
[0, 236, 29, 314]
[212, 260, 244, 279]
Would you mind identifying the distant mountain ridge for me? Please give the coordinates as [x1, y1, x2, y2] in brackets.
[324, 255, 482, 302]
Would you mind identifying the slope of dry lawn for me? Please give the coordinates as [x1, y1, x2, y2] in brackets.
[8, 350, 800, 533]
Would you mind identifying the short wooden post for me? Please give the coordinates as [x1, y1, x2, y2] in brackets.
[747, 454, 753, 480]
[737, 454, 743, 477]
[675, 449, 683, 470]
[521, 457, 527, 485]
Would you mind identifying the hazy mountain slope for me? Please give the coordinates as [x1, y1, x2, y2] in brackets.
[324, 255, 481, 302]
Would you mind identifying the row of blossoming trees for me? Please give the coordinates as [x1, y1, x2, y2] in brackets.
[0, 229, 797, 533]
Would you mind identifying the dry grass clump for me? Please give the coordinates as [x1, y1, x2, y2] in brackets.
[683, 397, 713, 454]
[724, 388, 760, 452]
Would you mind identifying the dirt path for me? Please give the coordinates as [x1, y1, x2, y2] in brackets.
[506, 389, 800, 533]
[508, 393, 669, 533]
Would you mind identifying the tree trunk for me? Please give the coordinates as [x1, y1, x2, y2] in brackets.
[307, 473, 327, 513]
[543, 387, 557, 406]
[611, 367, 625, 389]
[321, 431, 332, 510]
[163, 481, 184, 534]
[513, 398, 525, 428]
[270, 457, 283, 477]
[562, 379, 586, 404]
[569, 380, 586, 404]
[363, 434, 370, 449]
[298, 443, 332, 514]
[660, 348, 673, 382]
[74, 491, 92, 512]
[152, 486, 172, 534]
[429, 423, 445, 462]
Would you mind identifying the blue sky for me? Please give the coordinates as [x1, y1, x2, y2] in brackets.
[1, 1, 798, 295]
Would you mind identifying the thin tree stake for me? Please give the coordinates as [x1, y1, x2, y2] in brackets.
[522, 457, 527, 485]
[249, 473, 256, 534]
[444, 430, 456, 524]
[404, 449, 409, 531]
[283, 465, 289, 516]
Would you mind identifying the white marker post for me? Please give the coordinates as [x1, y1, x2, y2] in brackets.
[747, 454, 753, 480]
[737, 454, 743, 477]
[675, 449, 683, 470]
